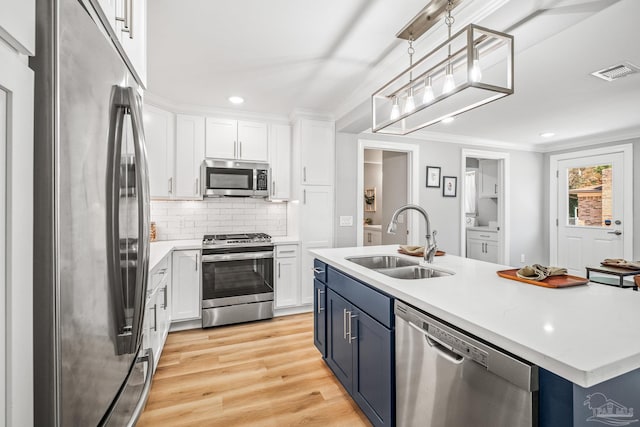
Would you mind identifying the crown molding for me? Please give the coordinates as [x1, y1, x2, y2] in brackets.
[288, 108, 335, 123]
[144, 92, 291, 124]
[534, 127, 640, 153]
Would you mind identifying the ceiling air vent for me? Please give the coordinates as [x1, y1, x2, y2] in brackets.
[591, 62, 639, 82]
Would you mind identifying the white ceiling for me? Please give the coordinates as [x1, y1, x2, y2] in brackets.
[147, 0, 640, 149]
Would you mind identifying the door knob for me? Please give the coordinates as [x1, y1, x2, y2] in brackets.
[607, 230, 622, 236]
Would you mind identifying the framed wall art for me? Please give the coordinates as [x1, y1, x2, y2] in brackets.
[426, 166, 441, 188]
[443, 176, 457, 197]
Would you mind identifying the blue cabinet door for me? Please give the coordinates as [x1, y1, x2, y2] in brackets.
[352, 308, 393, 427]
[313, 279, 327, 357]
[326, 289, 354, 393]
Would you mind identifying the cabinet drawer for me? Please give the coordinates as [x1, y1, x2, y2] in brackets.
[467, 230, 498, 241]
[314, 259, 328, 283]
[276, 244, 299, 258]
[150, 255, 170, 290]
[327, 267, 393, 329]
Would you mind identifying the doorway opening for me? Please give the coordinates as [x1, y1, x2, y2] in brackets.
[357, 139, 419, 247]
[460, 149, 510, 265]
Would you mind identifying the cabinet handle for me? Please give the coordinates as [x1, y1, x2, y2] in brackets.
[195, 177, 199, 196]
[278, 262, 281, 278]
[317, 289, 324, 314]
[234, 140, 237, 158]
[479, 234, 491, 238]
[348, 311, 358, 344]
[272, 181, 276, 196]
[303, 189, 306, 204]
[195, 253, 199, 271]
[303, 167, 307, 182]
[239, 141, 242, 158]
[367, 232, 371, 243]
[152, 304, 157, 332]
[116, 0, 132, 38]
[313, 267, 324, 274]
[343, 308, 347, 340]
[161, 284, 168, 309]
[495, 184, 497, 194]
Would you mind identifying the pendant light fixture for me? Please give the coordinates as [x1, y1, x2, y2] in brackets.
[372, 0, 514, 135]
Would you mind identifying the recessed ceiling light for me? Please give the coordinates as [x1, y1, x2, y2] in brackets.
[228, 96, 244, 105]
[540, 132, 555, 138]
[441, 117, 455, 124]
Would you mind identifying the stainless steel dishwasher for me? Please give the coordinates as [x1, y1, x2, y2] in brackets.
[395, 301, 539, 427]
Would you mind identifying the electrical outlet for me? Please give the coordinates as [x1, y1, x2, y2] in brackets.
[520, 254, 525, 263]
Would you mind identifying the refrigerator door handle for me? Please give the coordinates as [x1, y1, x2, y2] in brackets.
[126, 348, 154, 427]
[128, 87, 151, 353]
[106, 85, 132, 355]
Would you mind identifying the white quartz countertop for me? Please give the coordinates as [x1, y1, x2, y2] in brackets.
[149, 239, 202, 270]
[149, 237, 300, 271]
[310, 245, 640, 388]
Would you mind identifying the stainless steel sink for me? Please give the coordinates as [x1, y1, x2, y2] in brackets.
[347, 255, 418, 269]
[347, 255, 453, 280]
[376, 266, 452, 280]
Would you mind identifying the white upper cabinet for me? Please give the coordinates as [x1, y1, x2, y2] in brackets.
[0, 0, 35, 55]
[268, 124, 291, 200]
[237, 121, 268, 161]
[479, 159, 498, 198]
[299, 120, 334, 185]
[93, 0, 147, 86]
[175, 114, 205, 199]
[143, 104, 175, 198]
[205, 118, 268, 162]
[205, 118, 236, 159]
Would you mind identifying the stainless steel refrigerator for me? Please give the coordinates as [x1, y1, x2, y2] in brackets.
[32, 0, 152, 425]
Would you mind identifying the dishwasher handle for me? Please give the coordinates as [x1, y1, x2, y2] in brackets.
[409, 321, 464, 365]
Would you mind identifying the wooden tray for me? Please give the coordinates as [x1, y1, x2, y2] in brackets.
[497, 269, 589, 288]
[398, 249, 445, 257]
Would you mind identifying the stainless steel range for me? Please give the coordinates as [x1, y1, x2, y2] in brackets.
[201, 233, 274, 327]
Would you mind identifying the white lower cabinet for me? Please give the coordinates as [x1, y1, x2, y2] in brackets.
[146, 253, 171, 372]
[171, 249, 201, 322]
[466, 229, 499, 263]
[364, 229, 382, 246]
[274, 244, 299, 308]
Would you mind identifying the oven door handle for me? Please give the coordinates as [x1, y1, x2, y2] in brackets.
[201, 251, 274, 262]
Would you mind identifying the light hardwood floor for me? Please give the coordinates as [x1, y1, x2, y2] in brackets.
[138, 313, 371, 427]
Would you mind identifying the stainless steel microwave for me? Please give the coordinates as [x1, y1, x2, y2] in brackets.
[201, 159, 269, 198]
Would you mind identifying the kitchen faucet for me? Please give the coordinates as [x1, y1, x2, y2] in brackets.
[387, 204, 438, 264]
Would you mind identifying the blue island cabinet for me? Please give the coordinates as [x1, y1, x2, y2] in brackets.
[313, 261, 394, 427]
[540, 367, 640, 427]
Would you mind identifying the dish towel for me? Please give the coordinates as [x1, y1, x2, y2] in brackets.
[399, 245, 423, 255]
[517, 264, 567, 281]
[603, 258, 640, 269]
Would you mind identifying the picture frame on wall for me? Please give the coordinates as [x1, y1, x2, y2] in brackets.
[443, 176, 457, 197]
[426, 166, 441, 188]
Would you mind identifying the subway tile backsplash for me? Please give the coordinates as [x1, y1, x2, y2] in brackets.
[151, 199, 287, 240]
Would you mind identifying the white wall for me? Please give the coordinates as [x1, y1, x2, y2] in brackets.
[335, 132, 547, 267]
[335, 132, 358, 247]
[151, 199, 287, 240]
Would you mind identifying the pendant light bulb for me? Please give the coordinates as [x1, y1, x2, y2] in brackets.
[390, 96, 400, 120]
[423, 77, 435, 104]
[470, 47, 482, 82]
[443, 63, 456, 94]
[404, 87, 415, 114]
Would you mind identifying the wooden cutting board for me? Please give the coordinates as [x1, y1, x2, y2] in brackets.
[497, 269, 589, 288]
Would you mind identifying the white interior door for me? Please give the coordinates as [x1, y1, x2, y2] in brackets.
[556, 152, 628, 276]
